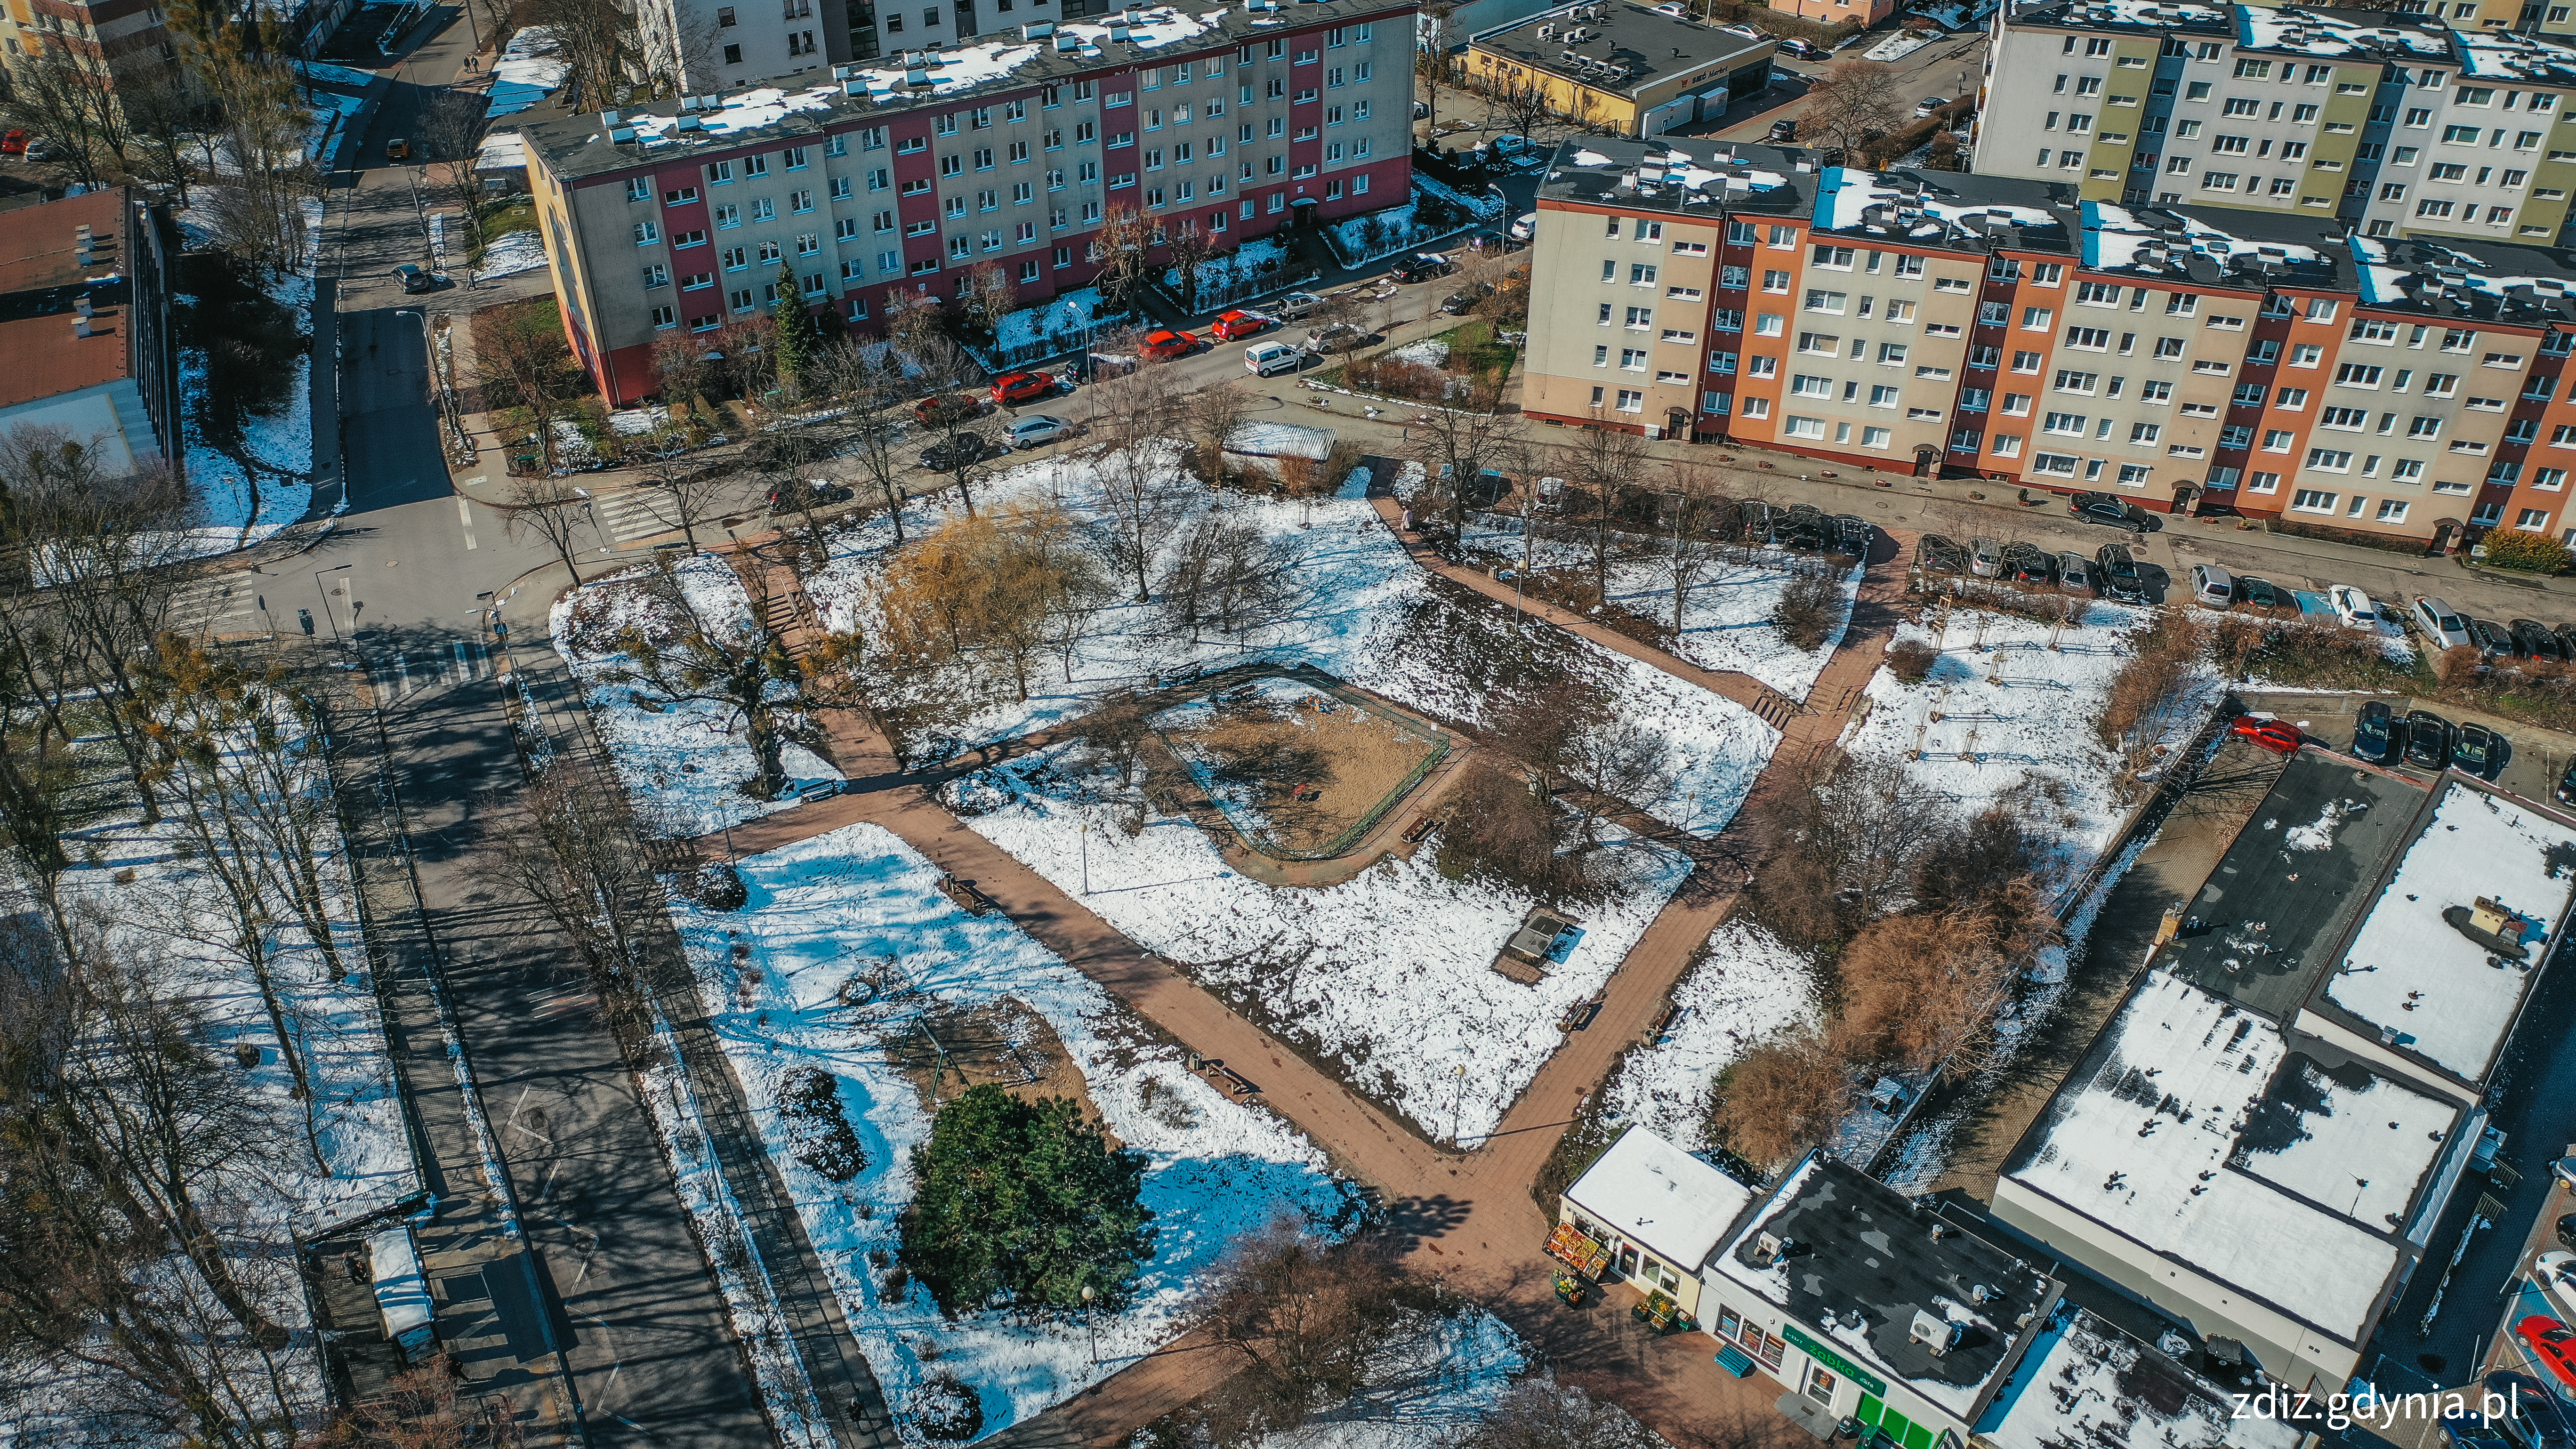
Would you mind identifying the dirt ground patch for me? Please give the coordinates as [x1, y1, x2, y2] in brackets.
[879, 997, 1113, 1138]
[1151, 676, 1448, 859]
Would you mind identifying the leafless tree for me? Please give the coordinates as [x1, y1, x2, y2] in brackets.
[1087, 369, 1198, 601]
[1561, 425, 1650, 599]
[1163, 220, 1216, 312]
[1463, 1379, 1669, 1449]
[813, 343, 920, 544]
[631, 451, 737, 553]
[1156, 514, 1315, 644]
[1707, 1023, 1850, 1174]
[512, 0, 627, 112]
[1087, 205, 1160, 313]
[1195, 1220, 1429, 1444]
[1802, 59, 1906, 161]
[499, 475, 597, 581]
[417, 89, 492, 235]
[1406, 391, 1522, 536]
[471, 765, 664, 1049]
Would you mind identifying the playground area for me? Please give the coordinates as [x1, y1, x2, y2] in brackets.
[1150, 673, 1451, 861]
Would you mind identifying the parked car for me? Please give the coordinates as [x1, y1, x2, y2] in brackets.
[2516, 619, 2568, 663]
[1832, 515, 1873, 555]
[1738, 499, 1777, 542]
[1781, 503, 1832, 550]
[2329, 584, 2380, 631]
[23, 137, 54, 162]
[386, 137, 411, 162]
[2351, 699, 2398, 764]
[2188, 563, 2235, 610]
[1273, 291, 1324, 320]
[2514, 1317, 2576, 1396]
[1211, 310, 1271, 340]
[1391, 253, 1454, 283]
[914, 393, 985, 427]
[990, 370, 1054, 404]
[1440, 282, 1497, 315]
[2230, 715, 2302, 756]
[1465, 230, 1507, 253]
[2470, 617, 2524, 660]
[2413, 595, 2473, 652]
[2069, 490, 2154, 533]
[1719, 21, 1765, 38]
[1139, 328, 1199, 360]
[1767, 118, 1799, 142]
[2403, 709, 2455, 770]
[2478, 1372, 2571, 1449]
[393, 263, 433, 294]
[766, 480, 854, 513]
[2000, 542, 2055, 586]
[2094, 542, 2144, 602]
[2055, 550, 2093, 593]
[2455, 721, 2504, 777]
[2238, 576, 2290, 612]
[1968, 536, 2003, 577]
[2560, 756, 2576, 808]
[1305, 322, 1372, 354]
[1917, 534, 1968, 573]
[919, 434, 1001, 471]
[1777, 37, 1821, 57]
[1005, 415, 1082, 449]
[1510, 211, 1538, 241]
[0, 130, 27, 158]
[1244, 341, 1303, 377]
[1059, 352, 1136, 384]
[1914, 96, 1950, 117]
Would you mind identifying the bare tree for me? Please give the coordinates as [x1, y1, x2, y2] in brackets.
[1196, 1221, 1427, 1444]
[482, 306, 582, 471]
[1087, 369, 1197, 601]
[1802, 59, 1906, 161]
[1163, 220, 1216, 313]
[472, 765, 665, 1049]
[811, 341, 920, 544]
[1087, 205, 1160, 313]
[1707, 1023, 1850, 1174]
[631, 451, 737, 553]
[1405, 391, 1522, 536]
[1156, 514, 1315, 644]
[1464, 1379, 1669, 1449]
[512, 0, 627, 112]
[417, 89, 492, 237]
[499, 475, 597, 581]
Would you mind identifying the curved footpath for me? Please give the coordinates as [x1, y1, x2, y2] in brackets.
[672, 508, 1915, 1445]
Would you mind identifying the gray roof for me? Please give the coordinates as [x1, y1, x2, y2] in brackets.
[1536, 135, 1811, 220]
[1470, 0, 1773, 99]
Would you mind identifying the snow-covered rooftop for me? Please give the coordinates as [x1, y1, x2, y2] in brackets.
[2324, 780, 2576, 1082]
[475, 132, 527, 172]
[2081, 201, 2331, 282]
[2236, 5, 2454, 61]
[486, 25, 570, 119]
[2451, 24, 2576, 83]
[1542, 137, 1804, 218]
[1816, 168, 2061, 244]
[2002, 970, 2460, 1339]
[1712, 1156, 2054, 1417]
[2008, 0, 2233, 33]
[1562, 1125, 1755, 1273]
[1974, 1307, 2304, 1449]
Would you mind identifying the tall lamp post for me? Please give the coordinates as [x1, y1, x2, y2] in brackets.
[1079, 1283, 1098, 1366]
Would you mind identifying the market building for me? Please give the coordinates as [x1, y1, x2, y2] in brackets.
[522, 0, 1416, 403]
[1461, 0, 1775, 138]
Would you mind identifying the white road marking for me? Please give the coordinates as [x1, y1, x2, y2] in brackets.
[458, 495, 478, 549]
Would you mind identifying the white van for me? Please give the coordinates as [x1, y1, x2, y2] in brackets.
[1245, 341, 1302, 377]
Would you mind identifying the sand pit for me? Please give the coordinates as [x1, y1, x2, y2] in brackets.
[1151, 676, 1449, 860]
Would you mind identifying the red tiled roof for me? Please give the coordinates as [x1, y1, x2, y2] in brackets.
[0, 188, 135, 411]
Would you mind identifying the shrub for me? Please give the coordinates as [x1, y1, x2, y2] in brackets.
[775, 1066, 869, 1183]
[2092, 610, 2203, 753]
[2483, 528, 2570, 574]
[1828, 908, 2026, 1072]
[1772, 575, 1844, 650]
[1434, 758, 1592, 904]
[687, 861, 749, 911]
[1885, 637, 1939, 683]
[899, 1084, 1155, 1314]
[1706, 1025, 1851, 1173]
[2436, 644, 2486, 686]
[910, 1371, 984, 1441]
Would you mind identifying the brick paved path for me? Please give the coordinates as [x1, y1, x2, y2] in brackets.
[671, 512, 1916, 1445]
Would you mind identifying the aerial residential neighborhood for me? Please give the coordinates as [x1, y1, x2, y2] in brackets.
[23, 0, 2576, 1444]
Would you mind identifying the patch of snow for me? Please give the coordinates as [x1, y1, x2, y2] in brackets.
[477, 228, 547, 279]
[1861, 30, 1935, 60]
[176, 195, 322, 554]
[487, 26, 571, 118]
[1250, 1312, 1534, 1449]
[1976, 1307, 2301, 1449]
[1598, 921, 1818, 1154]
[1392, 338, 1450, 367]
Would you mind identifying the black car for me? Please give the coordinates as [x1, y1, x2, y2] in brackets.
[1767, 118, 1798, 141]
[2094, 542, 2145, 602]
[766, 481, 854, 513]
[1917, 533, 1968, 573]
[1999, 542, 2055, 585]
[2559, 757, 2576, 808]
[2470, 617, 2524, 660]
[2454, 721, 2503, 777]
[1831, 515, 1873, 555]
[1439, 282, 1497, 315]
[1780, 502, 1830, 550]
[2403, 709, 2453, 770]
[2515, 619, 2568, 662]
[2239, 576, 2289, 612]
[2067, 490, 2153, 533]
[1390, 255, 1454, 283]
[1737, 499, 1776, 543]
[919, 435, 1000, 471]
[2352, 699, 2397, 764]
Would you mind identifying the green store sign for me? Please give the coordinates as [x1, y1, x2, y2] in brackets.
[1782, 1323, 1889, 1397]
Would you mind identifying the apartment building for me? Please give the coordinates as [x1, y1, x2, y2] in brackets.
[1974, 3, 2576, 248]
[524, 0, 1415, 404]
[0, 0, 181, 104]
[632, 0, 873, 95]
[0, 189, 182, 481]
[1461, 0, 1774, 138]
[1520, 137, 2576, 547]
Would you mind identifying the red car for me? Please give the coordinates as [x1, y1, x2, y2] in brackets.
[1139, 328, 1199, 360]
[2517, 1315, 2576, 1393]
[1, 131, 26, 158]
[2230, 715, 2302, 756]
[1210, 310, 1269, 340]
[990, 370, 1053, 404]
[914, 393, 984, 427]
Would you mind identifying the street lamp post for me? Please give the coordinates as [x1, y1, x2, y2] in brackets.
[1080, 1284, 1097, 1366]
[314, 563, 355, 640]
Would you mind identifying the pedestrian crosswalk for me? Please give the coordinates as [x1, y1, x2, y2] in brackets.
[368, 640, 494, 704]
[591, 488, 691, 547]
[170, 572, 269, 635]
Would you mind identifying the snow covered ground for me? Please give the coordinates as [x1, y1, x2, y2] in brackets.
[1325, 175, 1507, 264]
[1594, 922, 1818, 1155]
[549, 555, 845, 837]
[477, 229, 547, 279]
[176, 196, 324, 553]
[1457, 515, 1859, 700]
[948, 743, 1690, 1144]
[1839, 599, 2216, 888]
[808, 454, 1778, 834]
[486, 25, 570, 118]
[659, 822, 1354, 1442]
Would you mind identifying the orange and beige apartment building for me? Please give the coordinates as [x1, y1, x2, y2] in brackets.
[521, 0, 1417, 404]
[1521, 135, 2576, 550]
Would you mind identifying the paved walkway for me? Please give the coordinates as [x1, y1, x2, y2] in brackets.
[653, 501, 1917, 1442]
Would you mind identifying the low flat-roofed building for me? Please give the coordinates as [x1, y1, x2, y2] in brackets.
[0, 188, 180, 481]
[1973, 1304, 2303, 1449]
[1990, 750, 2576, 1395]
[1702, 1153, 2061, 1444]
[1554, 1124, 1754, 1321]
[1463, 1, 1774, 138]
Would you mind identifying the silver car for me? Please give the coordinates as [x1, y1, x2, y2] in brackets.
[2412, 595, 2472, 651]
[2055, 550, 2093, 594]
[1006, 414, 1081, 449]
[1968, 536, 2003, 578]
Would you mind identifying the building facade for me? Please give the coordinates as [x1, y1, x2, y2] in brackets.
[0, 0, 182, 107]
[524, 0, 1416, 404]
[0, 188, 181, 480]
[1973, 2, 2576, 249]
[1462, 0, 1773, 138]
[1519, 136, 2576, 547]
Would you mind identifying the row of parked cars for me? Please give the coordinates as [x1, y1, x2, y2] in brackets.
[2396, 593, 2576, 665]
[1915, 534, 2150, 603]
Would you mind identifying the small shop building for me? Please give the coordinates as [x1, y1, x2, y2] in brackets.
[1551, 1124, 1754, 1328]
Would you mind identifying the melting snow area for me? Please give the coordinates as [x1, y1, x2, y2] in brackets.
[1248, 1312, 1528, 1449]
[1457, 515, 1859, 700]
[809, 452, 1778, 836]
[478, 229, 548, 279]
[177, 196, 323, 555]
[1597, 922, 1818, 1153]
[1392, 339, 1451, 367]
[2282, 798, 2352, 854]
[1975, 1306, 2301, 1449]
[487, 25, 571, 118]
[659, 822, 1352, 1441]
[949, 748, 1690, 1144]
[549, 555, 845, 837]
[1840, 600, 2217, 889]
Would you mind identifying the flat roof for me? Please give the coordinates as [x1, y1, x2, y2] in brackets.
[2001, 970, 2462, 1343]
[1469, 1, 1773, 100]
[2456, 25, 2576, 83]
[1973, 1307, 2303, 1449]
[2002, 0, 2235, 37]
[1537, 135, 1809, 220]
[1713, 1156, 2056, 1417]
[0, 188, 138, 411]
[2235, 6, 2455, 63]
[2320, 778, 2576, 1083]
[2159, 751, 2430, 1025]
[1562, 1124, 1755, 1272]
